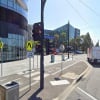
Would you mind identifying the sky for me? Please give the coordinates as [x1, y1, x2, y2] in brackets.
[28, 0, 100, 45]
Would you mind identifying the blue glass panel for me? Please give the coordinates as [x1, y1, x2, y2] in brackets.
[0, 0, 7, 5]
[8, 0, 14, 8]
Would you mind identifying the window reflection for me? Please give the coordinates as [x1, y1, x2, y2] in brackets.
[0, 33, 26, 62]
[0, 0, 27, 18]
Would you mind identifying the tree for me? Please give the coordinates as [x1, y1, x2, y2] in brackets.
[95, 40, 99, 47]
[83, 32, 93, 52]
[60, 32, 67, 46]
[69, 32, 93, 53]
[54, 34, 60, 48]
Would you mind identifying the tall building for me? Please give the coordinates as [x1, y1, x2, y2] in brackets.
[0, 0, 28, 62]
[75, 28, 80, 38]
[54, 23, 80, 40]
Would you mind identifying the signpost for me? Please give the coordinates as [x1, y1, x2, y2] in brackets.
[0, 41, 4, 76]
[26, 40, 33, 90]
[59, 44, 65, 76]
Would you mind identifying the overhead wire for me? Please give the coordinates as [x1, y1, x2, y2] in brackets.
[65, 0, 99, 31]
[64, 0, 99, 43]
[65, 0, 88, 25]
[78, 0, 100, 17]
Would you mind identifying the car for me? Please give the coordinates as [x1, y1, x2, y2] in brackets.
[75, 50, 83, 54]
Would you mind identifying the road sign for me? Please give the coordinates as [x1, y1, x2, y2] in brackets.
[0, 41, 3, 49]
[26, 41, 33, 51]
[59, 44, 65, 52]
[27, 52, 34, 58]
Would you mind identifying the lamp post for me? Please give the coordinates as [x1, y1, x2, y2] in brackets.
[40, 0, 46, 89]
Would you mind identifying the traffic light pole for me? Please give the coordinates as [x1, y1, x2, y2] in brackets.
[40, 0, 46, 89]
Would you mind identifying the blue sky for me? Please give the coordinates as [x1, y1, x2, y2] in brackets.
[28, 0, 100, 45]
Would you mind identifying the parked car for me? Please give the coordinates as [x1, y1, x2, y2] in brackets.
[75, 50, 83, 54]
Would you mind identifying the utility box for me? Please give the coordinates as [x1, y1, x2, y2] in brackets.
[0, 81, 19, 100]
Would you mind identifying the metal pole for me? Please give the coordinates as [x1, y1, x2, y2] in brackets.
[29, 58, 31, 90]
[68, 21, 70, 59]
[40, 0, 46, 89]
[33, 56, 34, 69]
[37, 54, 38, 69]
[1, 49, 3, 76]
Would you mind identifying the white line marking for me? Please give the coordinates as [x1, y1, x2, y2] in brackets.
[77, 87, 98, 100]
[20, 73, 50, 91]
[33, 73, 49, 81]
[20, 81, 38, 92]
[50, 80, 70, 86]
[52, 61, 79, 75]
[24, 72, 40, 78]
[13, 78, 21, 81]
[13, 78, 23, 85]
[0, 79, 6, 82]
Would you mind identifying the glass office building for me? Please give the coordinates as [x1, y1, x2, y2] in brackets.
[54, 23, 80, 40]
[0, 0, 28, 62]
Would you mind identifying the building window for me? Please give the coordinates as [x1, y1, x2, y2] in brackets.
[8, 0, 14, 8]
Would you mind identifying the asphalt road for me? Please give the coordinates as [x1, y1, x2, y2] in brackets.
[67, 63, 100, 100]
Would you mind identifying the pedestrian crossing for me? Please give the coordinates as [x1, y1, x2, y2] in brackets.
[0, 69, 50, 94]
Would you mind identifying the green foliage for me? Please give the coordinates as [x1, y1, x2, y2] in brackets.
[69, 32, 93, 53]
[95, 40, 99, 47]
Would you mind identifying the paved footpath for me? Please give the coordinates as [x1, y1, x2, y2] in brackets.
[20, 61, 92, 100]
[0, 54, 73, 76]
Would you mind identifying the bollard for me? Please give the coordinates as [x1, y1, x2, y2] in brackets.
[62, 54, 65, 61]
[51, 54, 55, 63]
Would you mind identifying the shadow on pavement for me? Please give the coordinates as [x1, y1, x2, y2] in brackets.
[28, 88, 42, 100]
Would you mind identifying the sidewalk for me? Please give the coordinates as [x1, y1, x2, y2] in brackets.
[1, 54, 73, 77]
[20, 61, 91, 100]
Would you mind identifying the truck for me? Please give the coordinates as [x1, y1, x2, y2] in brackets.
[87, 47, 100, 63]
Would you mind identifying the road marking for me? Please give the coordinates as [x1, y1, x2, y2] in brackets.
[24, 72, 40, 78]
[20, 73, 50, 91]
[52, 61, 79, 75]
[20, 81, 38, 92]
[50, 80, 70, 86]
[13, 78, 23, 85]
[0, 79, 6, 82]
[33, 73, 49, 81]
[2, 78, 22, 86]
[77, 87, 98, 100]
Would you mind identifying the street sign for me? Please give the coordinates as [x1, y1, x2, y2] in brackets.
[27, 52, 34, 58]
[59, 44, 65, 52]
[0, 41, 3, 49]
[26, 41, 33, 51]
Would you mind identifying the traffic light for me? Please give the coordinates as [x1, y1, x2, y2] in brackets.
[32, 22, 42, 41]
[32, 22, 42, 53]
[45, 39, 54, 55]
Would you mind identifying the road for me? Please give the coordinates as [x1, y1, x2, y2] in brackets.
[67, 63, 100, 100]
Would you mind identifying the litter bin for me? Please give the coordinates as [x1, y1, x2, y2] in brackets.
[51, 54, 55, 63]
[0, 81, 19, 100]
